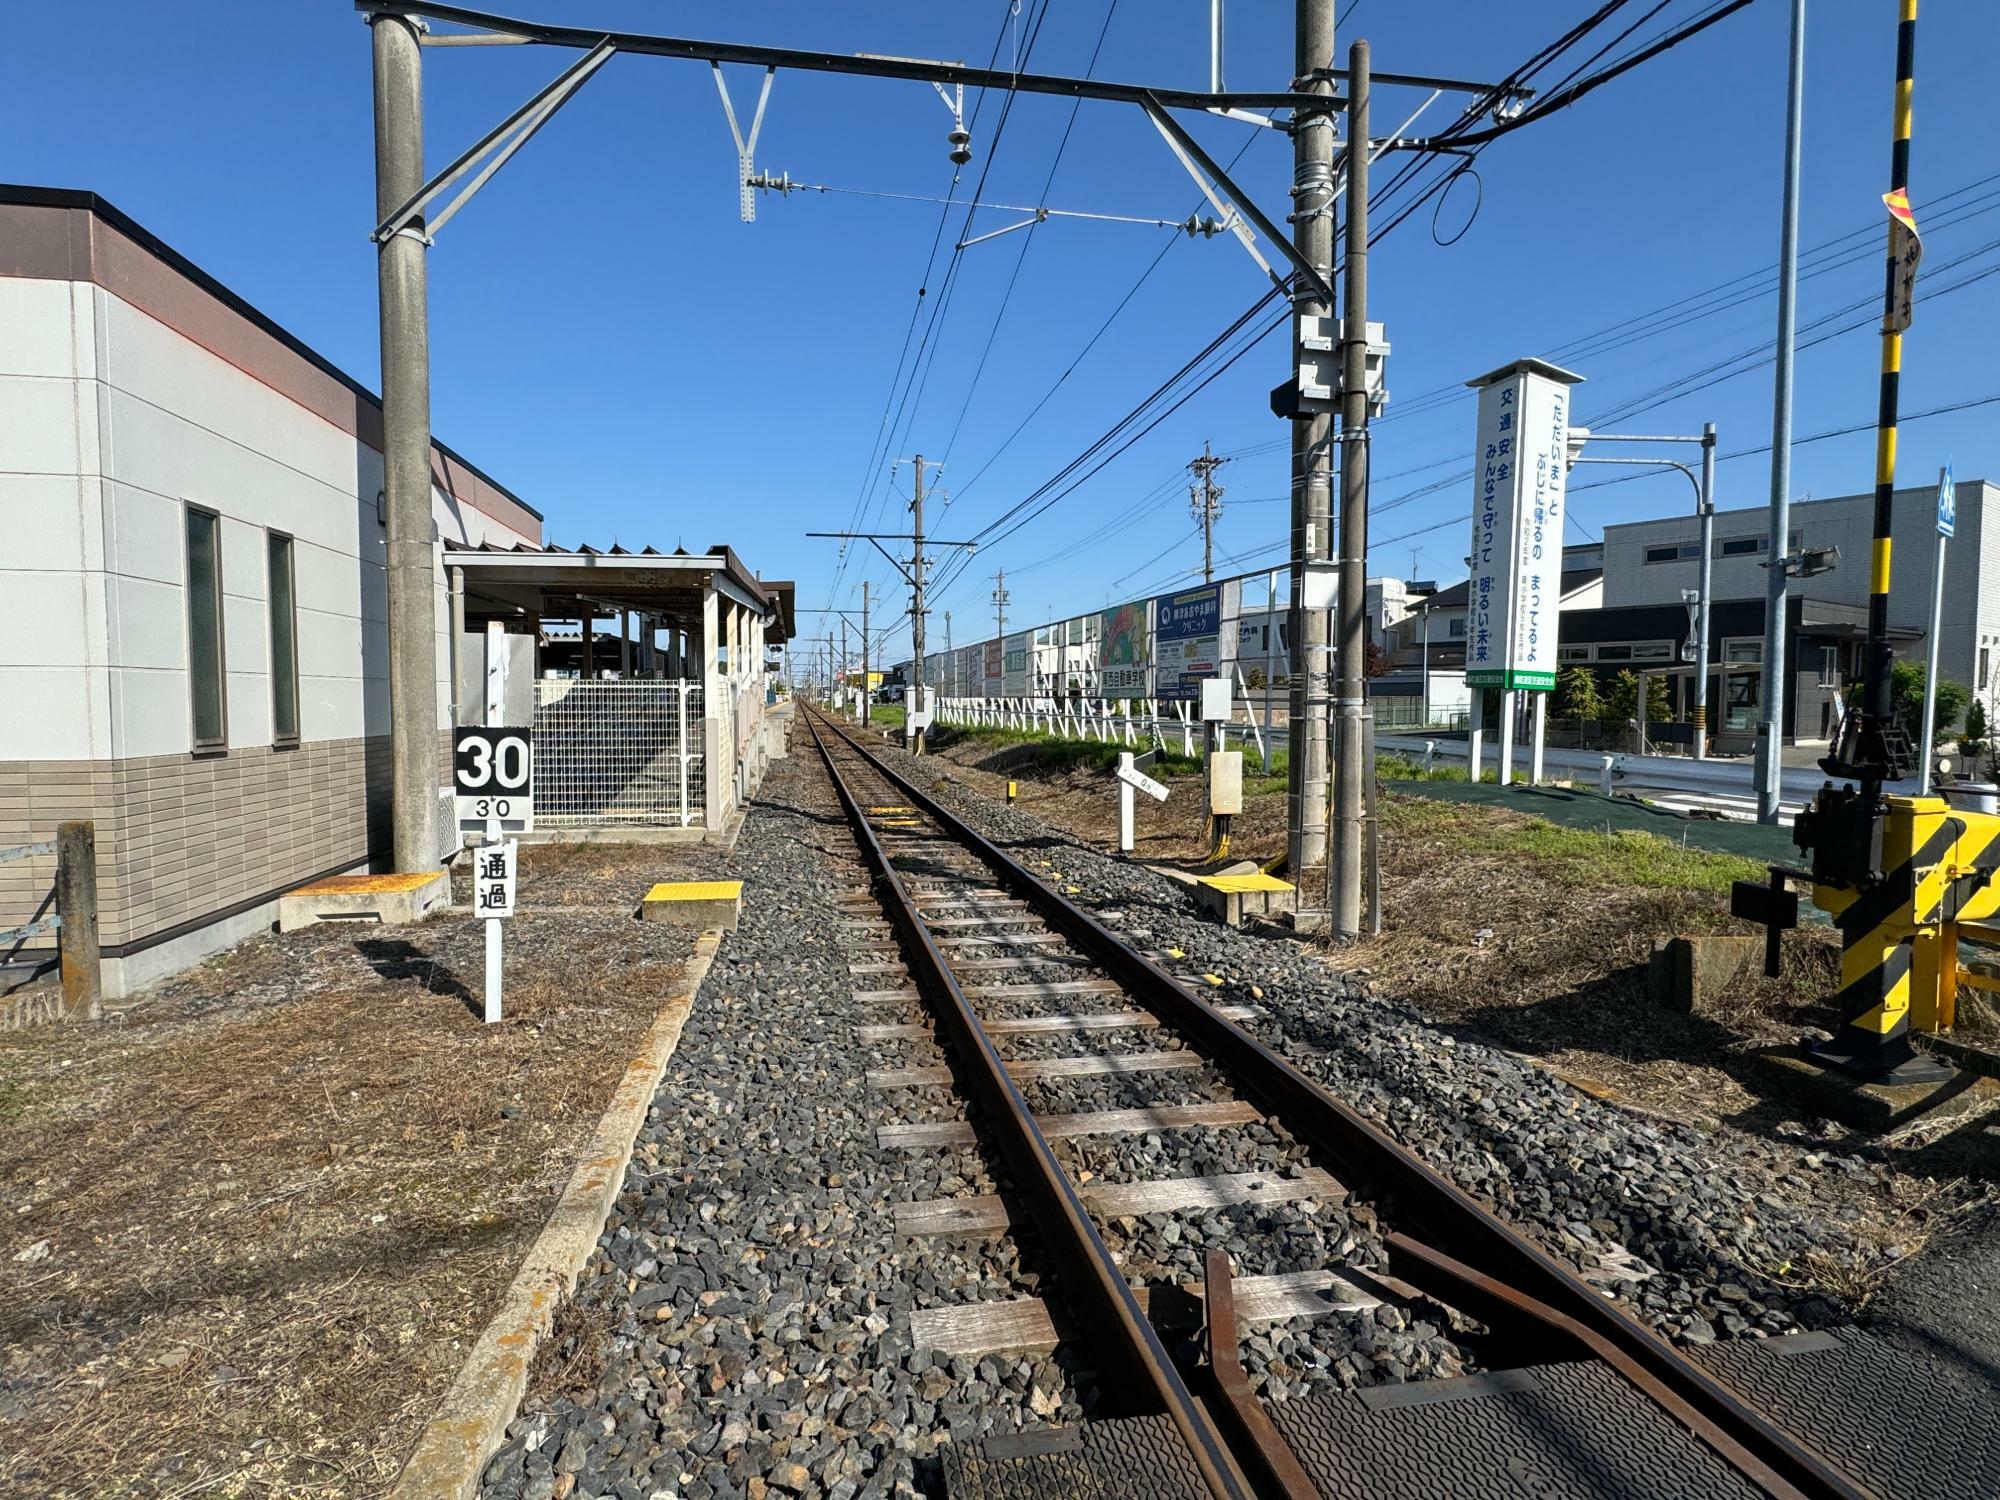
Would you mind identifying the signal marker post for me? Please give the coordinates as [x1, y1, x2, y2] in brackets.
[455, 622, 534, 1023]
[1115, 751, 1170, 856]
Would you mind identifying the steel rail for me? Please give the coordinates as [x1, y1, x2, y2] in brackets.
[807, 708, 1876, 1500]
[803, 713, 1258, 1500]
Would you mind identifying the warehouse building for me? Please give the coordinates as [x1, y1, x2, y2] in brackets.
[0, 186, 787, 1000]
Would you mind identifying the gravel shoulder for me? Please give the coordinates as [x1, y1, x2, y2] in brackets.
[0, 842, 705, 1498]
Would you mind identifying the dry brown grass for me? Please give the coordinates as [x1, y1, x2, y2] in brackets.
[0, 843, 704, 1498]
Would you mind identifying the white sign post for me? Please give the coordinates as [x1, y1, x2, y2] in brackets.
[1465, 358, 1585, 786]
[454, 623, 537, 1023]
[1919, 463, 1955, 794]
[1114, 751, 1169, 855]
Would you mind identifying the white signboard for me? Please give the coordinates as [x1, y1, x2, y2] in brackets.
[1116, 762, 1170, 802]
[1465, 359, 1582, 692]
[473, 838, 518, 920]
[454, 727, 535, 831]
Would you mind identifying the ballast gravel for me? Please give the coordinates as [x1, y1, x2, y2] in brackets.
[480, 751, 1096, 1500]
[479, 732, 1877, 1500]
[874, 741, 1879, 1347]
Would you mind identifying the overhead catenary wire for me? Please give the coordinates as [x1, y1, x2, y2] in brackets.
[822, 2, 1024, 614]
[929, 0, 1643, 598]
[897, 0, 1745, 648]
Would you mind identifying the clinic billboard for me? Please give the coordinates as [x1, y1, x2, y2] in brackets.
[1154, 584, 1223, 701]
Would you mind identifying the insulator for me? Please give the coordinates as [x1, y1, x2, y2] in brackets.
[947, 127, 973, 167]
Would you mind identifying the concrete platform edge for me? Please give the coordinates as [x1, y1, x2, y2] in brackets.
[388, 925, 728, 1500]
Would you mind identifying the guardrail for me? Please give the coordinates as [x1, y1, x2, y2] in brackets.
[2, 821, 101, 1020]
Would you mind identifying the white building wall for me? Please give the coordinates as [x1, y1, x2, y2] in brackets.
[0, 276, 538, 766]
[0, 277, 114, 760]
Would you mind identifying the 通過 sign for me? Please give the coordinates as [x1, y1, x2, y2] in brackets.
[474, 838, 518, 919]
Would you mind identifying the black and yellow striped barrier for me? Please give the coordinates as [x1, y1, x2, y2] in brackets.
[1807, 795, 2000, 1078]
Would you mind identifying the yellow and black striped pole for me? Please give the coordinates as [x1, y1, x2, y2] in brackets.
[1804, 0, 1943, 1082]
[1856, 0, 1920, 797]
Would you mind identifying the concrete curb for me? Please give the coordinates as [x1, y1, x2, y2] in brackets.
[390, 925, 727, 1500]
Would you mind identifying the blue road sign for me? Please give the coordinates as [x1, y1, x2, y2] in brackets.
[1938, 463, 1956, 538]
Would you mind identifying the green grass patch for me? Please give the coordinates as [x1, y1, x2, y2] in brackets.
[1384, 795, 1763, 896]
[0, 1067, 31, 1125]
[869, 703, 906, 729]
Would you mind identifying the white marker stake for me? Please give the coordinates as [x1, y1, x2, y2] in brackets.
[1498, 689, 1516, 787]
[1118, 752, 1136, 855]
[484, 819, 502, 1023]
[485, 622, 506, 1024]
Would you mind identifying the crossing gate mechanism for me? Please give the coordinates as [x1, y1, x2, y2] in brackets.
[1735, 788, 2000, 1084]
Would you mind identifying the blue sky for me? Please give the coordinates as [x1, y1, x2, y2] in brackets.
[7, 2, 1997, 667]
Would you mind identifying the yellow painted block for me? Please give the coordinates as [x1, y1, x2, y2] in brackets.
[1202, 973, 1224, 987]
[1166, 947, 1185, 959]
[1198, 873, 1296, 895]
[868, 806, 911, 815]
[291, 872, 442, 896]
[643, 880, 744, 903]
[641, 880, 742, 931]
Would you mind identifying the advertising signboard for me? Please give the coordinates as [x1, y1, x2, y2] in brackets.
[956, 644, 981, 697]
[1464, 358, 1583, 691]
[1099, 600, 1150, 698]
[1154, 584, 1222, 701]
[982, 638, 1003, 696]
[1002, 632, 1030, 694]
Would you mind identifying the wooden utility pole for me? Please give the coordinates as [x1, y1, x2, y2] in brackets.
[860, 580, 871, 725]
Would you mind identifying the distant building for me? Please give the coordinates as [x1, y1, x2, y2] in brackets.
[1597, 481, 1997, 741]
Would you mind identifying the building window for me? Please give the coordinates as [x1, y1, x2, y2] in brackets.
[1644, 543, 1700, 564]
[185, 506, 227, 750]
[1718, 536, 1766, 558]
[1981, 647, 1990, 691]
[1629, 641, 1674, 661]
[1557, 644, 1592, 662]
[268, 532, 300, 745]
[1448, 617, 1466, 638]
[1726, 639, 1763, 663]
[1597, 644, 1632, 662]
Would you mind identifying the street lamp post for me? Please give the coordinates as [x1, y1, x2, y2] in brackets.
[1567, 427, 1718, 758]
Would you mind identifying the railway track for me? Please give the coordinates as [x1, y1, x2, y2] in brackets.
[804, 705, 1874, 1500]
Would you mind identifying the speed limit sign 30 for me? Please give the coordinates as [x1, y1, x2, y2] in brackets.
[454, 727, 534, 832]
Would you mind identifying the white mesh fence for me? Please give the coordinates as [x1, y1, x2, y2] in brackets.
[532, 679, 705, 827]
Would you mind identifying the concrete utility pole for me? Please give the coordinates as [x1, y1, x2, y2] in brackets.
[911, 456, 928, 752]
[840, 614, 850, 715]
[1189, 441, 1226, 584]
[371, 11, 439, 874]
[860, 580, 871, 726]
[1330, 37, 1371, 939]
[1695, 421, 1717, 757]
[1759, 0, 1806, 823]
[1285, 0, 1337, 921]
[993, 569, 1010, 644]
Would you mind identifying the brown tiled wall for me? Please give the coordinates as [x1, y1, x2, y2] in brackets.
[0, 739, 390, 952]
